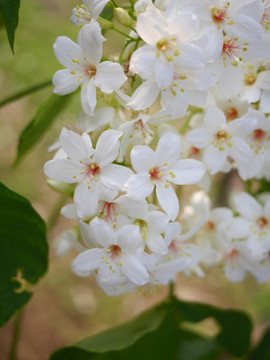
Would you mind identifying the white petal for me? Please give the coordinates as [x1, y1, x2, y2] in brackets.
[53, 69, 81, 95]
[117, 225, 142, 252]
[72, 248, 104, 276]
[171, 159, 205, 185]
[230, 137, 252, 163]
[44, 159, 82, 183]
[130, 145, 156, 172]
[175, 43, 204, 70]
[202, 146, 227, 175]
[129, 45, 156, 79]
[95, 62, 127, 93]
[53, 36, 84, 69]
[74, 181, 99, 218]
[147, 233, 168, 255]
[204, 106, 226, 132]
[224, 261, 246, 282]
[186, 127, 211, 148]
[125, 173, 153, 199]
[147, 211, 170, 234]
[89, 217, 117, 247]
[136, 10, 166, 45]
[234, 192, 263, 219]
[218, 64, 243, 98]
[94, 130, 122, 167]
[100, 164, 133, 190]
[256, 71, 270, 90]
[121, 254, 149, 285]
[155, 57, 174, 89]
[90, 0, 109, 19]
[60, 127, 93, 162]
[81, 79, 97, 115]
[128, 80, 160, 110]
[155, 132, 181, 166]
[60, 204, 78, 219]
[77, 22, 103, 65]
[156, 182, 179, 220]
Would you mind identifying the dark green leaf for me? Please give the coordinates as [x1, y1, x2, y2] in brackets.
[14, 93, 73, 165]
[247, 326, 270, 360]
[0, 182, 48, 327]
[100, 6, 114, 21]
[0, 0, 20, 52]
[50, 303, 167, 359]
[174, 298, 252, 356]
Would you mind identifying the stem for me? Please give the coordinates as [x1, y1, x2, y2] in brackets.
[179, 107, 203, 134]
[0, 80, 52, 108]
[47, 195, 68, 233]
[169, 281, 175, 299]
[9, 309, 24, 360]
[111, 25, 134, 39]
[110, 0, 117, 6]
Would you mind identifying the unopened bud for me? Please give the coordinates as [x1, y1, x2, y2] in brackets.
[114, 8, 132, 27]
[98, 16, 113, 30]
[46, 179, 74, 197]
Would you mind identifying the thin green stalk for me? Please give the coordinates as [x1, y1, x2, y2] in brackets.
[0, 80, 52, 108]
[9, 309, 24, 360]
[110, 0, 118, 7]
[179, 107, 203, 134]
[169, 281, 175, 299]
[47, 195, 68, 233]
[111, 25, 134, 39]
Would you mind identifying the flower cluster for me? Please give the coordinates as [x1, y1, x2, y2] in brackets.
[45, 0, 270, 295]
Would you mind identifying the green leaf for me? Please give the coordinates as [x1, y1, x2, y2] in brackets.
[0, 182, 48, 327]
[50, 296, 253, 360]
[0, 0, 20, 52]
[247, 326, 270, 360]
[14, 93, 73, 166]
[50, 303, 167, 359]
[174, 298, 252, 356]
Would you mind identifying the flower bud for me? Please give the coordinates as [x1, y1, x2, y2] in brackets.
[114, 7, 132, 27]
[46, 179, 74, 197]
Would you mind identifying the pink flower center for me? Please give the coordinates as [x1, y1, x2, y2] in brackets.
[205, 221, 215, 231]
[261, 7, 270, 29]
[86, 163, 99, 177]
[215, 130, 228, 142]
[188, 146, 200, 158]
[109, 245, 121, 260]
[253, 129, 265, 143]
[101, 202, 115, 222]
[211, 7, 227, 23]
[222, 38, 240, 58]
[257, 217, 268, 229]
[229, 248, 238, 259]
[169, 239, 178, 254]
[225, 107, 238, 122]
[149, 167, 162, 180]
[244, 72, 257, 86]
[83, 64, 96, 78]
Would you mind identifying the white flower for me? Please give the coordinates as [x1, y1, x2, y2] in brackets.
[186, 106, 257, 175]
[71, 0, 109, 26]
[126, 131, 205, 220]
[53, 22, 127, 114]
[44, 128, 133, 218]
[72, 217, 150, 286]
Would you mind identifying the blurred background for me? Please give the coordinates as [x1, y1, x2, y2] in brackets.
[0, 1, 270, 359]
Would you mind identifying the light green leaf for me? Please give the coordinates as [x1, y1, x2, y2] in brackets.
[0, 0, 20, 52]
[14, 93, 73, 165]
[174, 298, 252, 356]
[0, 182, 48, 327]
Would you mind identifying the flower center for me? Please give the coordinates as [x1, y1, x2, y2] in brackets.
[244, 72, 257, 86]
[257, 217, 268, 229]
[149, 167, 162, 180]
[222, 38, 240, 58]
[156, 37, 179, 61]
[228, 248, 238, 259]
[216, 130, 228, 142]
[169, 239, 178, 254]
[83, 64, 96, 78]
[134, 119, 149, 138]
[188, 146, 200, 158]
[205, 221, 215, 231]
[74, 5, 92, 24]
[225, 107, 238, 121]
[108, 245, 121, 260]
[253, 129, 265, 143]
[86, 163, 99, 177]
[211, 7, 227, 23]
[101, 202, 116, 223]
[261, 7, 270, 30]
